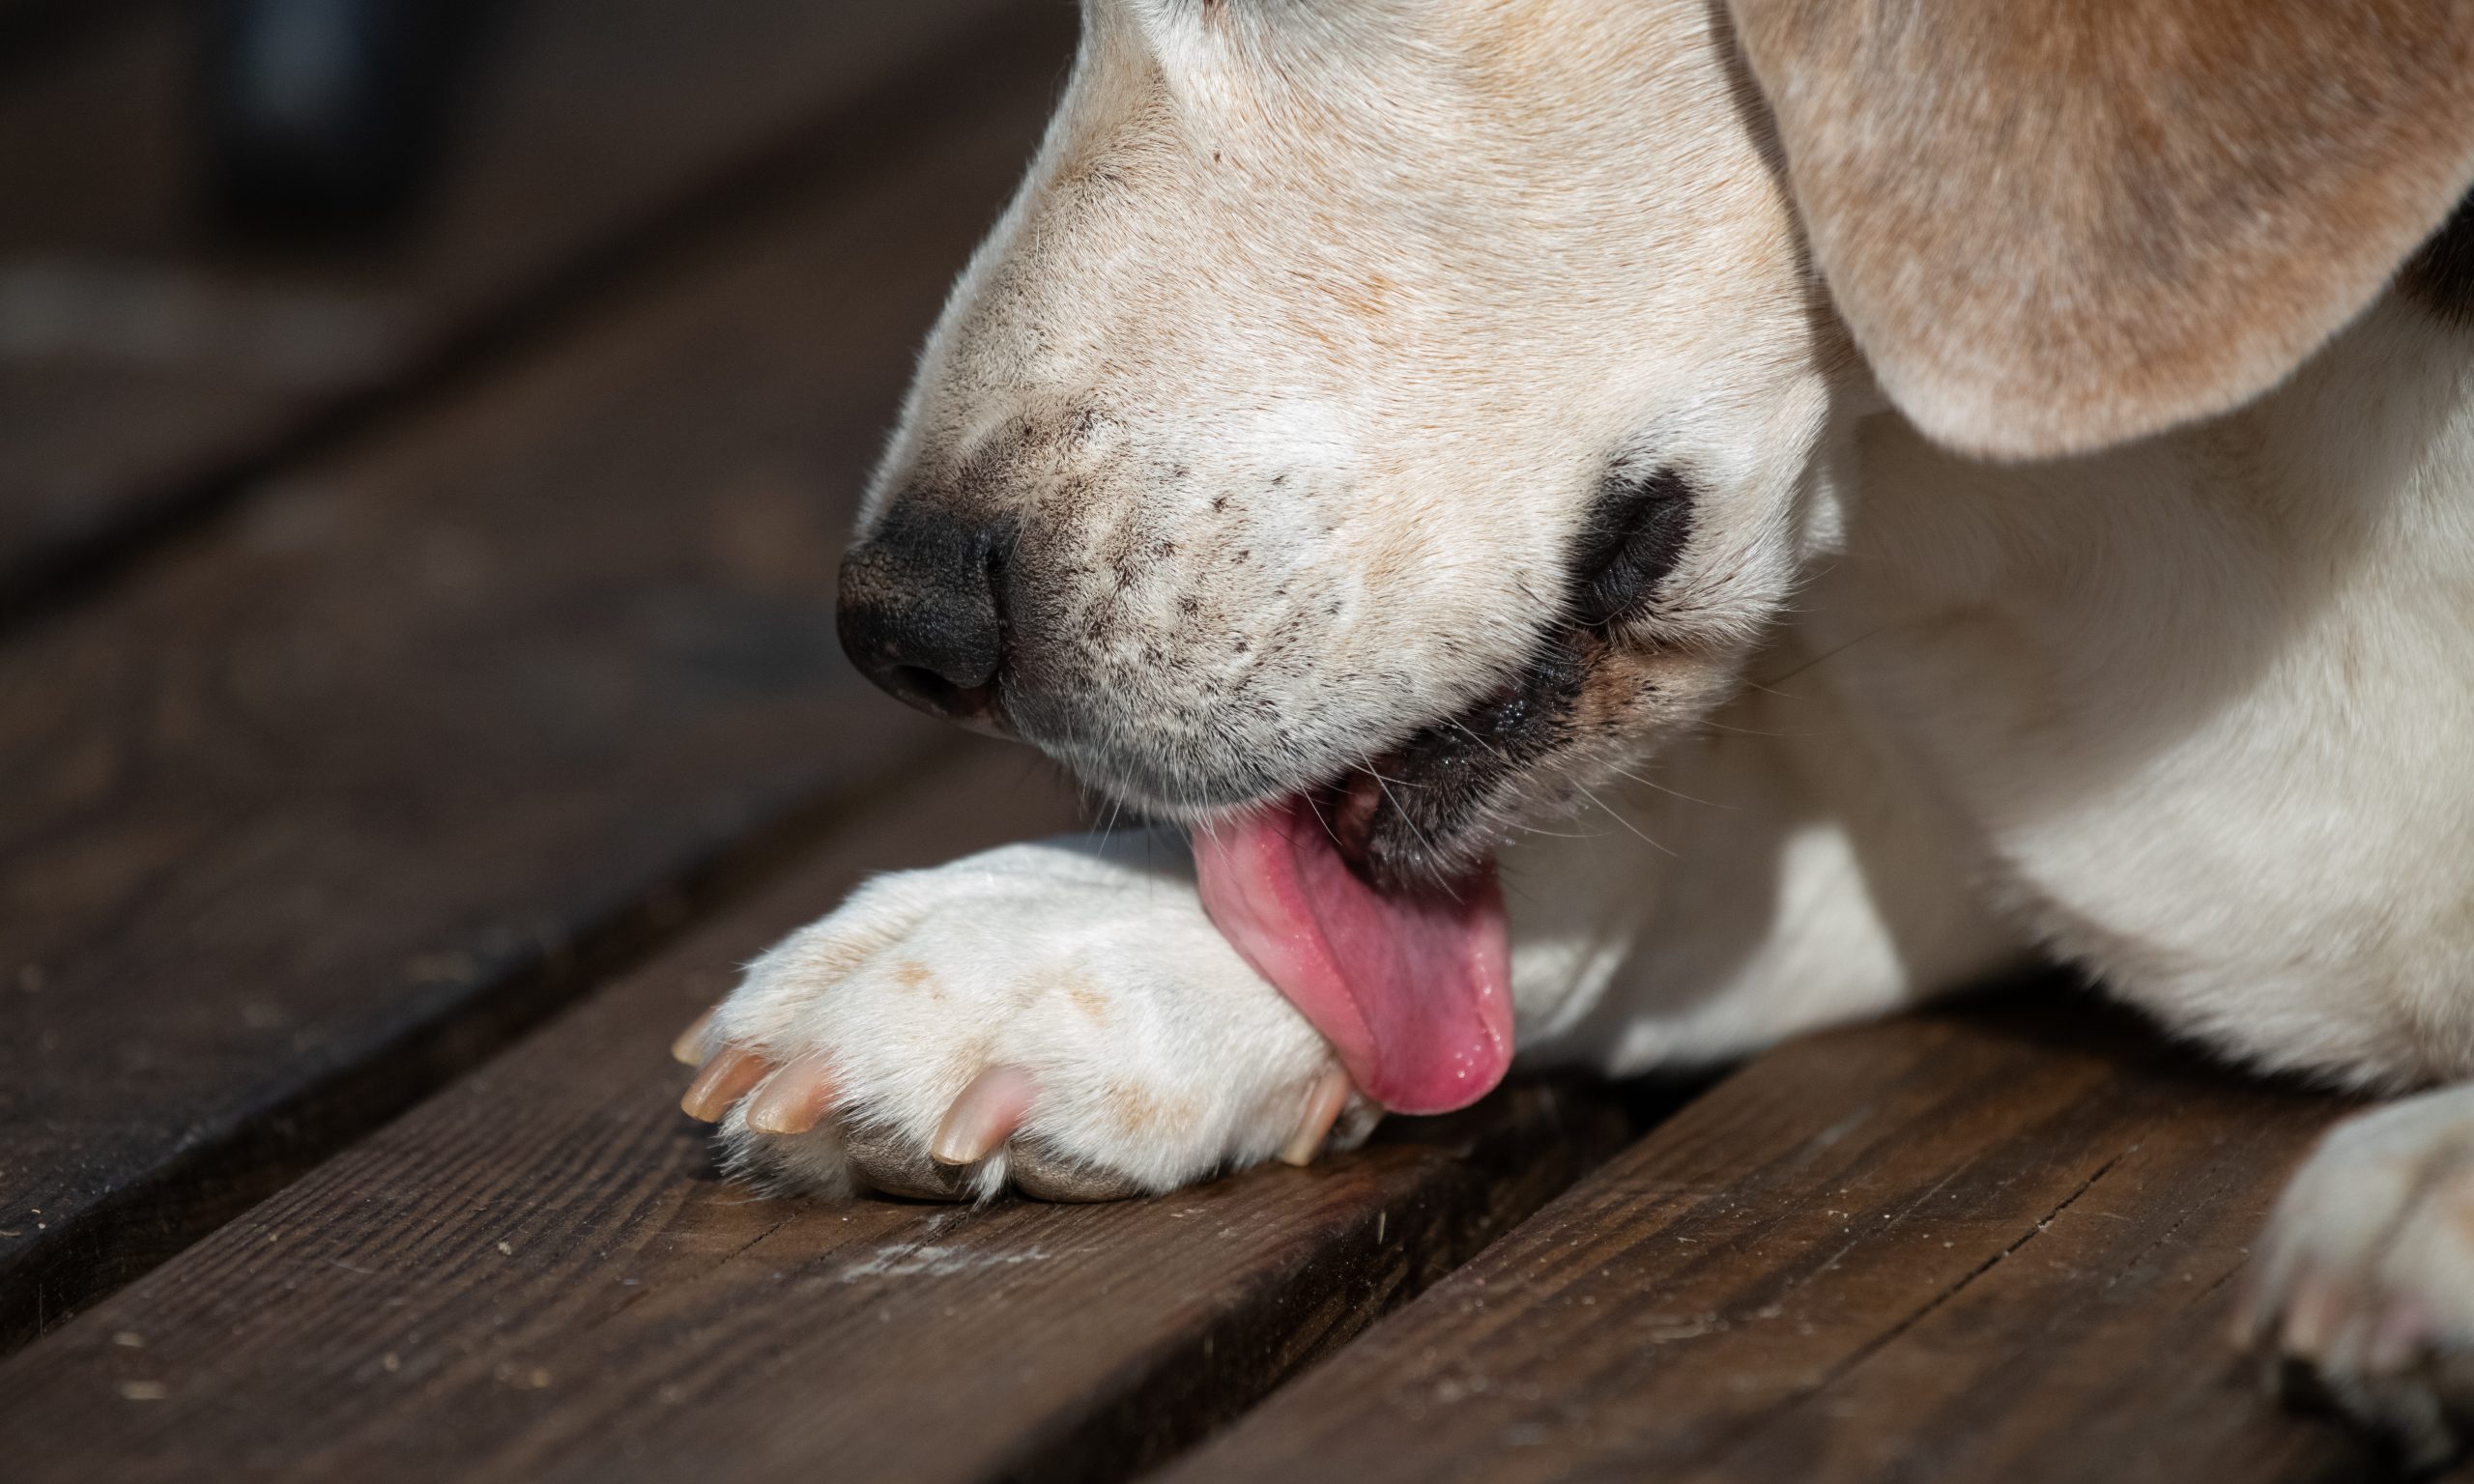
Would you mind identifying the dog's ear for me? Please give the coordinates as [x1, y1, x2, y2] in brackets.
[1728, 0, 2474, 459]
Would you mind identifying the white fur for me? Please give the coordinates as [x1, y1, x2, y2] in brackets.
[705, 0, 2474, 1454]
[1811, 299, 2474, 1092]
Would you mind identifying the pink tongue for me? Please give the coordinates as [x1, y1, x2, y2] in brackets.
[1192, 796, 1512, 1115]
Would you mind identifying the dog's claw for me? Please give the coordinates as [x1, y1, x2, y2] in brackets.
[744, 1054, 838, 1135]
[680, 1044, 769, 1122]
[688, 1045, 1143, 1202]
[932, 1065, 1038, 1166]
[671, 1006, 719, 1067]
[2281, 1264, 2354, 1357]
[1280, 1067, 1355, 1167]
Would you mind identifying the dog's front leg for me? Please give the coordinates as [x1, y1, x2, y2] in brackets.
[1502, 677, 2027, 1078]
[2244, 1085, 2474, 1469]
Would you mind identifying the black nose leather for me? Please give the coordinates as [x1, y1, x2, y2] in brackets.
[837, 501, 1011, 732]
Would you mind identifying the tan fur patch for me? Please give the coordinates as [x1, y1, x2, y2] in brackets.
[1064, 979, 1111, 1024]
[791, 922, 904, 988]
[1102, 1079, 1196, 1140]
[1734, 0, 2474, 457]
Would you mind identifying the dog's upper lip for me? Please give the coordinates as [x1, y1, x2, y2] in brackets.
[1278, 461, 1686, 878]
[1570, 464, 1695, 628]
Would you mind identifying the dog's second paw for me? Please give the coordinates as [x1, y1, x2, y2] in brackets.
[2242, 1085, 2474, 1470]
[673, 832, 1369, 1202]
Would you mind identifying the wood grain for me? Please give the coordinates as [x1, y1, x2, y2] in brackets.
[0, 43, 1067, 1351]
[0, 0, 1046, 609]
[0, 746, 1635, 1484]
[1161, 997, 2380, 1484]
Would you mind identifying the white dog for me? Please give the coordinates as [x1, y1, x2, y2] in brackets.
[674, 0, 2474, 1461]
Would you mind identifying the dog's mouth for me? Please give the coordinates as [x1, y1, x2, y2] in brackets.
[1187, 622, 1609, 1117]
[1184, 464, 1690, 1117]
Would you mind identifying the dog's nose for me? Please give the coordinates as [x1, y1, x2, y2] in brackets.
[836, 500, 1013, 733]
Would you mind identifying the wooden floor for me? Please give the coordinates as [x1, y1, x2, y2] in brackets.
[0, 5, 2415, 1480]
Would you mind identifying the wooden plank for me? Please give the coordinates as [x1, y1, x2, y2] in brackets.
[0, 745, 1637, 1484]
[1160, 1000, 2378, 1484]
[0, 0, 1044, 608]
[0, 41, 1068, 1351]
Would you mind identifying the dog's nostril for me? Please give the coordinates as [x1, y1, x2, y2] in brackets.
[882, 665, 1005, 736]
[889, 665, 953, 701]
[837, 499, 1017, 735]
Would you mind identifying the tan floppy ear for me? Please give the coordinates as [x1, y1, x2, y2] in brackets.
[1728, 0, 2474, 460]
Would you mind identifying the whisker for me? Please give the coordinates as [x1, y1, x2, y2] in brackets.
[1566, 773, 1676, 858]
[1357, 766, 1425, 790]
[1693, 717, 1804, 739]
[1369, 770, 1449, 870]
[1444, 716, 1517, 768]
[1508, 822, 1598, 841]
[1749, 624, 1891, 690]
[1600, 761, 1731, 812]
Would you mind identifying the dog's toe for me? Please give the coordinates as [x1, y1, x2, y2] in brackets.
[840, 1122, 977, 1201]
[1006, 1143, 1141, 1203]
[2245, 1086, 2474, 1470]
[741, 1054, 837, 1135]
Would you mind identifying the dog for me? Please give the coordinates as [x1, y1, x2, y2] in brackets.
[672, 0, 2474, 1462]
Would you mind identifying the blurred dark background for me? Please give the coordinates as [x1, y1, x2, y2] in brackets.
[195, 0, 503, 231]
[0, 0, 1067, 616]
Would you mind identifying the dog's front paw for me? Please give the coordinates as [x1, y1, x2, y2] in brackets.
[2243, 1085, 2474, 1470]
[673, 832, 1367, 1202]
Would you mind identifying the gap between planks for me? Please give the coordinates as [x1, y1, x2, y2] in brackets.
[1156, 995, 2382, 1484]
